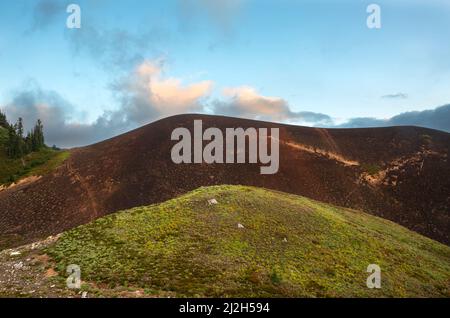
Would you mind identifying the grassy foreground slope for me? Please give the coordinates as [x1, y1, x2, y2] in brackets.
[48, 185, 450, 298]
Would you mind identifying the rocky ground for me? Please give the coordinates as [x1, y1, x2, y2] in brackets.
[0, 235, 75, 298]
[0, 235, 171, 298]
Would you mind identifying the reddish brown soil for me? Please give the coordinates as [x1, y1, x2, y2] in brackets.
[0, 114, 449, 248]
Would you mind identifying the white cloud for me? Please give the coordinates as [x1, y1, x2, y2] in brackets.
[213, 86, 333, 124]
[112, 60, 214, 125]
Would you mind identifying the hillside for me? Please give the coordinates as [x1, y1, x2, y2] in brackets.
[0, 126, 69, 187]
[0, 114, 449, 249]
[1, 186, 448, 297]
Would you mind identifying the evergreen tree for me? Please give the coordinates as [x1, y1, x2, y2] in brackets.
[36, 119, 45, 148]
[7, 125, 22, 158]
[16, 117, 24, 138]
[25, 131, 33, 154]
[0, 110, 8, 128]
[5, 117, 47, 158]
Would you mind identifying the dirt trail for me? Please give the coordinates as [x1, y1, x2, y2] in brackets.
[0, 176, 42, 192]
[277, 138, 360, 166]
[361, 149, 446, 186]
[316, 128, 342, 153]
[66, 161, 100, 219]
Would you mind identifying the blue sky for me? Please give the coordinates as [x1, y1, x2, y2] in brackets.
[1, 0, 450, 147]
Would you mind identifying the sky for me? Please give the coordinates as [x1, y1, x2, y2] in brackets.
[0, 0, 449, 147]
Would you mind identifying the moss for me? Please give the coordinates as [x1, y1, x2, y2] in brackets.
[361, 163, 382, 176]
[46, 185, 450, 298]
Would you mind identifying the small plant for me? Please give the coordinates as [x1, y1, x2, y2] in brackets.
[420, 134, 432, 145]
[270, 270, 282, 285]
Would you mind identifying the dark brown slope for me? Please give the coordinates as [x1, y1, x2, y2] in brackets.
[0, 114, 449, 248]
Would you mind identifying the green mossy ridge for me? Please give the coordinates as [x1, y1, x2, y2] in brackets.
[47, 185, 450, 298]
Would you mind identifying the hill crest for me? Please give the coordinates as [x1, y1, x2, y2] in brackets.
[0, 114, 449, 248]
[4, 185, 446, 298]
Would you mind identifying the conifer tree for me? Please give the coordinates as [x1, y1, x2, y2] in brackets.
[4, 116, 47, 158]
[7, 125, 22, 158]
[0, 110, 7, 128]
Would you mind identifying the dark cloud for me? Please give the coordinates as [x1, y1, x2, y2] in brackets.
[338, 104, 450, 132]
[3, 84, 131, 148]
[29, 0, 68, 31]
[381, 93, 408, 99]
[388, 104, 450, 132]
[335, 117, 386, 128]
[293, 111, 333, 124]
[28, 0, 168, 70]
[66, 25, 168, 72]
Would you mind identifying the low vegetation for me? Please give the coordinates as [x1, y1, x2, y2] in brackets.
[0, 111, 45, 159]
[361, 163, 382, 176]
[0, 126, 69, 186]
[47, 185, 450, 298]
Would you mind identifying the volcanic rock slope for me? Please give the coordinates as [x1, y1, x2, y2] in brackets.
[0, 114, 449, 247]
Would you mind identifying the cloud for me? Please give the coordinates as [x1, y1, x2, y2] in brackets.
[3, 64, 449, 149]
[381, 93, 409, 99]
[213, 88, 450, 133]
[213, 86, 333, 125]
[29, 0, 68, 31]
[66, 25, 168, 72]
[335, 117, 385, 128]
[111, 60, 213, 125]
[2, 61, 213, 148]
[27, 1, 168, 70]
[338, 104, 450, 132]
[2, 83, 129, 148]
[388, 104, 450, 131]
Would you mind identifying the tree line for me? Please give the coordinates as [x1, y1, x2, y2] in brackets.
[0, 110, 46, 159]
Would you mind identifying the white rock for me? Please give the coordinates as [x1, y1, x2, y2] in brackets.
[208, 198, 218, 205]
[13, 262, 24, 270]
[10, 251, 21, 256]
[82, 291, 88, 298]
[282, 237, 288, 243]
[237, 223, 245, 229]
